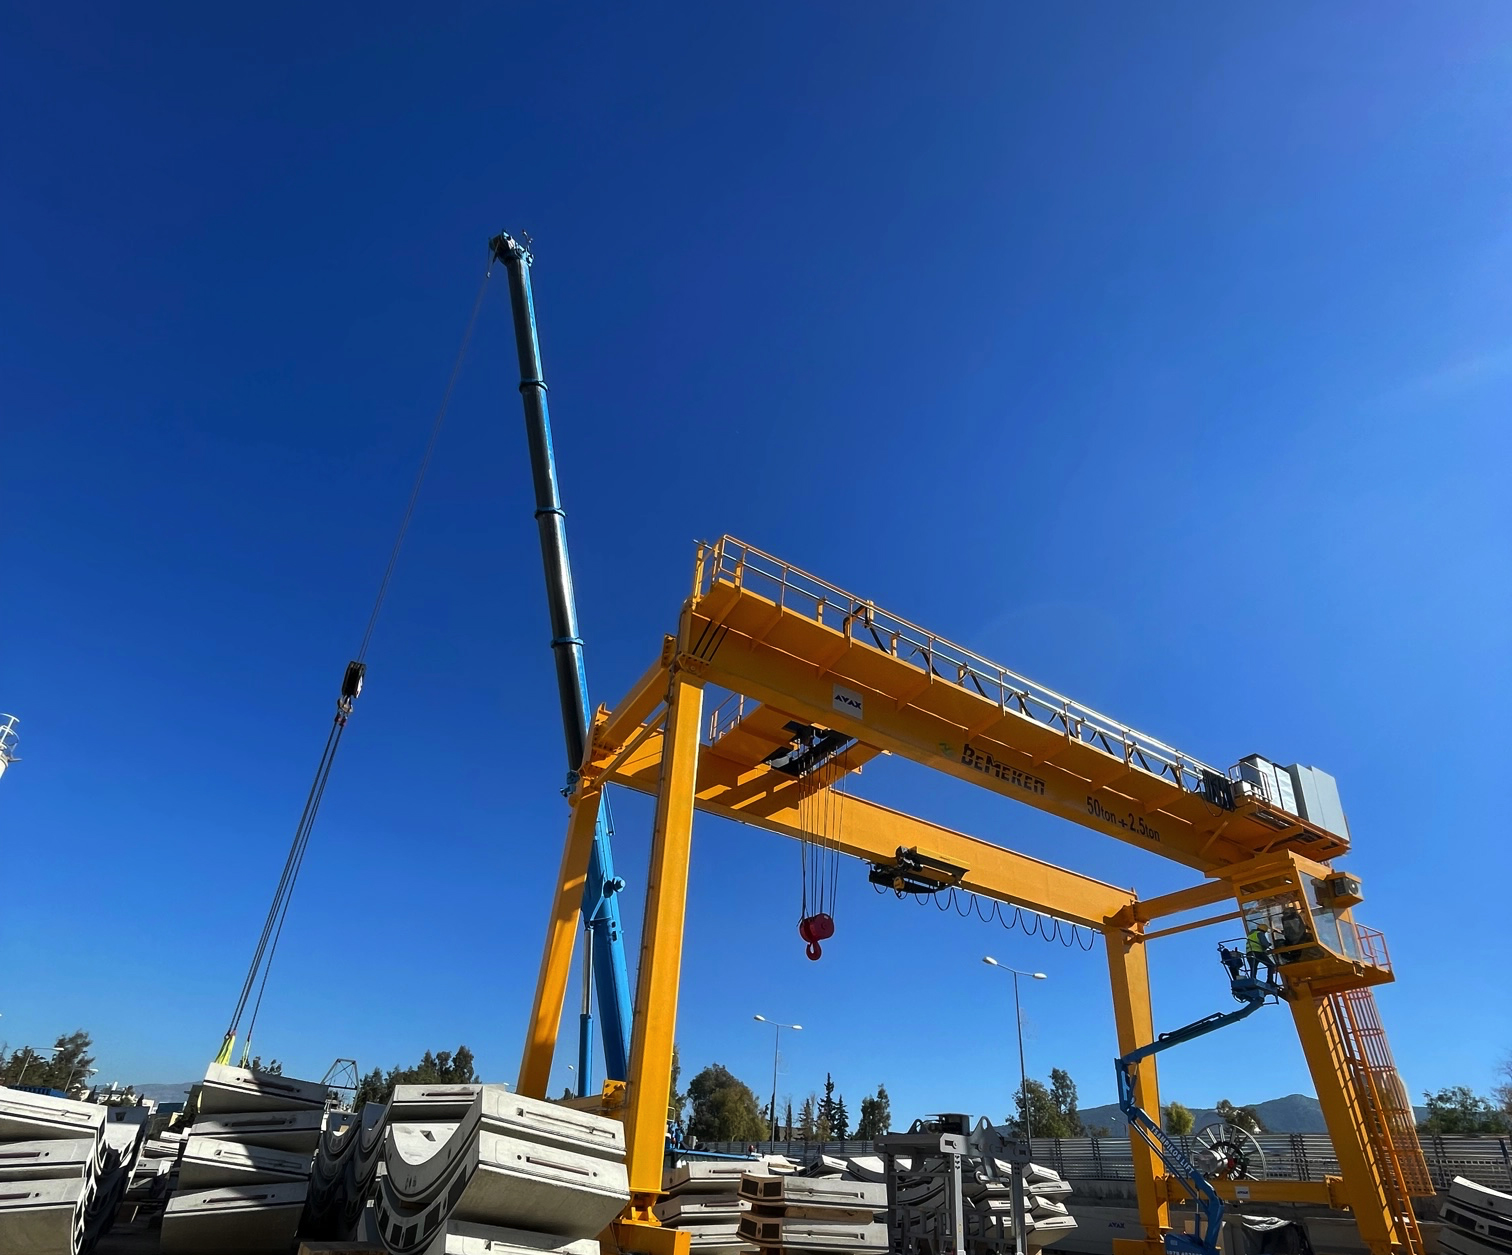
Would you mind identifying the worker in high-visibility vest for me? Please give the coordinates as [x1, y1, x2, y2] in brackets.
[1245, 923, 1276, 982]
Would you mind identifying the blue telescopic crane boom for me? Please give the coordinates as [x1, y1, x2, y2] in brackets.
[491, 230, 633, 1092]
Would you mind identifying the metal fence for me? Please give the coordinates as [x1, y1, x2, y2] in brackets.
[698, 1135, 1512, 1192]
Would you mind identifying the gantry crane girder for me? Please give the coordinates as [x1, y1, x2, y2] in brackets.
[517, 537, 1428, 1255]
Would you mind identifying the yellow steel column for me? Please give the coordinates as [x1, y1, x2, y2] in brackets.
[1106, 923, 1169, 1255]
[1289, 991, 1400, 1255]
[617, 669, 703, 1254]
[517, 787, 603, 1099]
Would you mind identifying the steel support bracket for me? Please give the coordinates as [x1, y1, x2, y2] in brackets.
[614, 1217, 690, 1255]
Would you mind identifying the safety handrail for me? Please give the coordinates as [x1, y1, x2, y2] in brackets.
[1354, 924, 1392, 973]
[696, 537, 1224, 798]
[707, 692, 747, 745]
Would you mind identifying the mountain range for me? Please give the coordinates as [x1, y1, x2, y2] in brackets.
[1071, 1093, 1430, 1137]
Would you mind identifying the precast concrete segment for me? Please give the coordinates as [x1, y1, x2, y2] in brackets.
[658, 1223, 753, 1252]
[179, 1134, 314, 1190]
[842, 1158, 888, 1185]
[439, 1219, 602, 1255]
[665, 1161, 761, 1193]
[304, 1109, 366, 1240]
[756, 1205, 883, 1224]
[1440, 1232, 1511, 1255]
[1021, 1214, 1077, 1249]
[1440, 1196, 1512, 1251]
[0, 1090, 107, 1142]
[655, 1196, 747, 1223]
[160, 1180, 309, 1254]
[379, 1126, 630, 1242]
[740, 1176, 886, 1210]
[193, 1108, 324, 1153]
[389, 1086, 483, 1124]
[0, 1175, 90, 1255]
[0, 1137, 98, 1182]
[1450, 1177, 1512, 1222]
[385, 1121, 473, 1206]
[736, 1215, 889, 1251]
[310, 1110, 358, 1193]
[477, 1087, 625, 1159]
[197, 1063, 329, 1116]
[83, 1118, 148, 1252]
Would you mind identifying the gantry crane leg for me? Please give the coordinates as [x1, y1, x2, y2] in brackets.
[1289, 992, 1420, 1255]
[519, 786, 605, 1099]
[614, 670, 703, 1255]
[1106, 922, 1170, 1255]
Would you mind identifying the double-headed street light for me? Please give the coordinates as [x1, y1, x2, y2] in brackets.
[753, 1015, 802, 1142]
[982, 957, 1047, 1139]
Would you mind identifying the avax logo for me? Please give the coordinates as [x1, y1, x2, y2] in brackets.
[832, 684, 864, 720]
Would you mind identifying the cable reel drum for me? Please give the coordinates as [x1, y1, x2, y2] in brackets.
[1191, 1121, 1266, 1181]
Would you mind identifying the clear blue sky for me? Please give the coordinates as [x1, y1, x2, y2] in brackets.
[3, 5, 1508, 1124]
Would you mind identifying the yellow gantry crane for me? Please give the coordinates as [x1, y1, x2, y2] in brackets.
[516, 537, 1431, 1255]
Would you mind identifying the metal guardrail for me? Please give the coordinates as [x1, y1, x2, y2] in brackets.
[708, 691, 748, 744]
[695, 537, 1225, 800]
[695, 1135, 1512, 1192]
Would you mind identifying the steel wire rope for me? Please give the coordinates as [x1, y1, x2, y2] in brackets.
[224, 260, 495, 1060]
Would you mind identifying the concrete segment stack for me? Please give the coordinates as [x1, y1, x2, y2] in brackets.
[657, 1159, 759, 1254]
[0, 1087, 110, 1255]
[957, 1160, 1076, 1251]
[738, 1172, 889, 1255]
[82, 1105, 152, 1248]
[161, 1061, 326, 1253]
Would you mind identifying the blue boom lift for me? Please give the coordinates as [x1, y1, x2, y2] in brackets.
[491, 231, 633, 1093]
[1114, 948, 1283, 1255]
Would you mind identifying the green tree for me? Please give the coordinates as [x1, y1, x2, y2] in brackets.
[2, 1031, 97, 1092]
[784, 1099, 794, 1139]
[353, 1045, 478, 1112]
[1087, 1124, 1112, 1138]
[1215, 1099, 1265, 1134]
[1492, 1056, 1511, 1123]
[1165, 1102, 1195, 1136]
[1010, 1079, 1069, 1137]
[857, 1085, 892, 1139]
[0, 1046, 53, 1086]
[1009, 1072, 1085, 1138]
[818, 1073, 837, 1137]
[798, 1094, 818, 1140]
[1418, 1086, 1511, 1135]
[686, 1064, 767, 1143]
[832, 1096, 850, 1140]
[669, 1045, 687, 1123]
[1049, 1068, 1085, 1136]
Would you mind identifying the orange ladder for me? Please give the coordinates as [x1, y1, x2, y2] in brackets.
[1328, 987, 1433, 1254]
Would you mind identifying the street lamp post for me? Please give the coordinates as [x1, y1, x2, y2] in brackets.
[15, 1048, 55, 1086]
[753, 1015, 801, 1143]
[982, 958, 1047, 1140]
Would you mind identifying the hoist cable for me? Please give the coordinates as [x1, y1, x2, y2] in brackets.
[222, 719, 343, 1045]
[357, 266, 493, 664]
[221, 259, 495, 1060]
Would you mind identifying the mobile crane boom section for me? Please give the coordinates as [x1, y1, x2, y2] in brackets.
[493, 232, 633, 1090]
[677, 538, 1349, 873]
